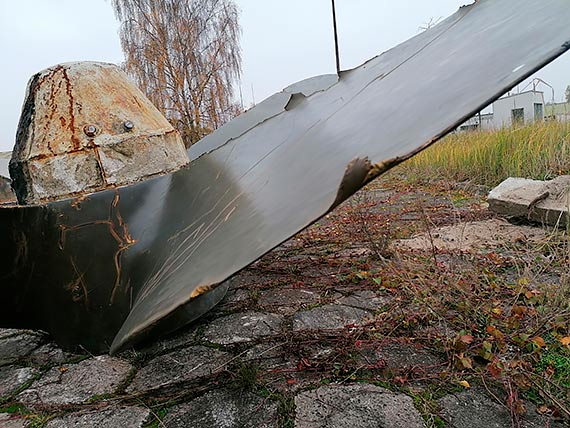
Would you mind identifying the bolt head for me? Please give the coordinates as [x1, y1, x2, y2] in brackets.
[84, 125, 98, 137]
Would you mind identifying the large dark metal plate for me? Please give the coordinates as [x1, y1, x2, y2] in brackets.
[1, 0, 569, 354]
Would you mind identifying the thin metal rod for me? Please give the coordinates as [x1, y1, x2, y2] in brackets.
[331, 0, 341, 75]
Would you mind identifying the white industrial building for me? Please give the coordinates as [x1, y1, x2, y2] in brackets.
[460, 90, 546, 131]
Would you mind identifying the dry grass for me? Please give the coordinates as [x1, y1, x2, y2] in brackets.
[398, 121, 570, 187]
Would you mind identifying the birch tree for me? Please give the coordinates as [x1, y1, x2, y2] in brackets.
[111, 0, 242, 146]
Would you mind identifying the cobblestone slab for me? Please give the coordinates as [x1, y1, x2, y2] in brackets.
[203, 312, 283, 345]
[292, 305, 372, 331]
[127, 346, 231, 393]
[258, 288, 319, 315]
[17, 356, 132, 407]
[163, 389, 278, 428]
[336, 290, 392, 311]
[45, 406, 150, 428]
[439, 388, 564, 428]
[295, 383, 424, 428]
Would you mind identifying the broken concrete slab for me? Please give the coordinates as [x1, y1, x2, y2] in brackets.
[393, 218, 549, 252]
[294, 383, 424, 428]
[203, 312, 283, 345]
[292, 305, 372, 331]
[44, 406, 150, 428]
[0, 331, 46, 366]
[0, 366, 38, 397]
[488, 176, 570, 227]
[162, 389, 279, 428]
[17, 355, 132, 407]
[438, 388, 564, 428]
[126, 346, 230, 393]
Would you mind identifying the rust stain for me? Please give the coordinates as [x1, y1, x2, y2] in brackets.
[189, 284, 215, 299]
[70, 194, 90, 211]
[58, 190, 138, 306]
[61, 67, 81, 151]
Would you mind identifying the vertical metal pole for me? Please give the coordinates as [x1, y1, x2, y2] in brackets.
[331, 0, 341, 75]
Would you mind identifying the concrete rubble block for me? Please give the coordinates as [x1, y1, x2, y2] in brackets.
[203, 312, 284, 345]
[292, 305, 372, 331]
[0, 413, 27, 428]
[126, 346, 231, 393]
[0, 366, 38, 397]
[488, 176, 570, 227]
[0, 331, 46, 366]
[438, 388, 565, 428]
[45, 406, 150, 428]
[9, 61, 189, 204]
[162, 389, 279, 428]
[17, 355, 132, 407]
[294, 383, 424, 428]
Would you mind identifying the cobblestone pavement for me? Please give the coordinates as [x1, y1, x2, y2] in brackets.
[0, 183, 566, 427]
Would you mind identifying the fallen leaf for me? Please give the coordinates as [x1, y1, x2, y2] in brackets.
[531, 336, 546, 348]
[458, 380, 471, 388]
[560, 336, 570, 346]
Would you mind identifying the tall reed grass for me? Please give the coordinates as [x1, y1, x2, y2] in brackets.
[398, 121, 570, 187]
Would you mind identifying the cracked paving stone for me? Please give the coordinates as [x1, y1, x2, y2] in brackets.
[17, 355, 132, 407]
[163, 389, 278, 428]
[292, 305, 372, 331]
[127, 346, 231, 393]
[45, 406, 150, 428]
[0, 366, 38, 397]
[295, 383, 424, 428]
[203, 312, 283, 345]
[0, 413, 26, 428]
[439, 388, 565, 428]
[258, 288, 319, 315]
[0, 330, 46, 366]
[336, 290, 393, 311]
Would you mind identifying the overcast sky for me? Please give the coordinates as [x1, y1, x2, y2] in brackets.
[0, 0, 569, 151]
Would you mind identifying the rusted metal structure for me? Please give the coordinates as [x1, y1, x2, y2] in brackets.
[1, 0, 570, 354]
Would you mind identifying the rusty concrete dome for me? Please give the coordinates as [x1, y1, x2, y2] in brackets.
[9, 62, 189, 204]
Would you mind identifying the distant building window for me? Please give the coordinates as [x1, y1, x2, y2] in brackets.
[512, 108, 524, 125]
[534, 103, 544, 121]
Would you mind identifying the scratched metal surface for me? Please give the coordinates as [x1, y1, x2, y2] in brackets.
[1, 0, 569, 353]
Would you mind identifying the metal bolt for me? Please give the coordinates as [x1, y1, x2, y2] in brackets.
[84, 125, 98, 137]
[123, 120, 134, 131]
